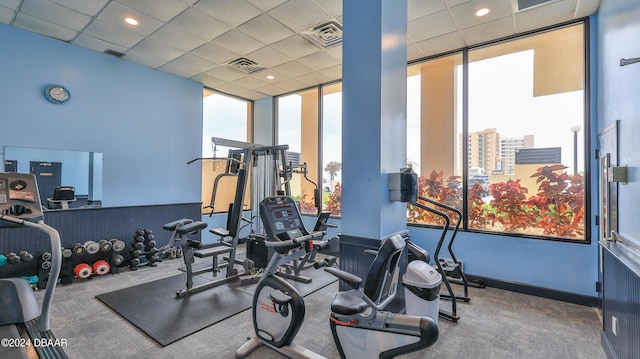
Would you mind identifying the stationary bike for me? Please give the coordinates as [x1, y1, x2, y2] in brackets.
[236, 195, 438, 359]
[0, 172, 68, 359]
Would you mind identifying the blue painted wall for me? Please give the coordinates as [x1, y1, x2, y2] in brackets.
[597, 0, 640, 243]
[0, 24, 203, 207]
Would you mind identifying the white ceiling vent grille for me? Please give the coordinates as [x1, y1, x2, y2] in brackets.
[302, 20, 343, 49]
[226, 57, 264, 74]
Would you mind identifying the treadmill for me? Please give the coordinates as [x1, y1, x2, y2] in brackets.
[0, 172, 68, 359]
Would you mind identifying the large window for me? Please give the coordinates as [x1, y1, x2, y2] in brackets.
[407, 22, 587, 241]
[322, 83, 342, 216]
[202, 89, 251, 214]
[276, 88, 320, 215]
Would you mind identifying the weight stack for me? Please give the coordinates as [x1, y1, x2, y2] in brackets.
[246, 234, 273, 270]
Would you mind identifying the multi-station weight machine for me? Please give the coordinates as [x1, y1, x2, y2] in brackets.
[171, 138, 330, 297]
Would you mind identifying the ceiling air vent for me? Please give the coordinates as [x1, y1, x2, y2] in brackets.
[302, 20, 343, 49]
[517, 0, 554, 11]
[104, 49, 125, 58]
[226, 57, 264, 74]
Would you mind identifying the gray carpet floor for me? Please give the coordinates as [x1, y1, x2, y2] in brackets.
[37, 257, 606, 359]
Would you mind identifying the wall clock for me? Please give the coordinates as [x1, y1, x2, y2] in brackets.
[44, 84, 71, 104]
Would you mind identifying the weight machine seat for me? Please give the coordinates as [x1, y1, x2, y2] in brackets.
[176, 221, 208, 235]
[194, 245, 233, 258]
[210, 227, 230, 237]
[162, 219, 193, 231]
[327, 234, 405, 315]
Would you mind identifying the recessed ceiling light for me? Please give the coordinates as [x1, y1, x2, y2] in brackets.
[266, 75, 275, 80]
[124, 16, 140, 26]
[475, 8, 490, 17]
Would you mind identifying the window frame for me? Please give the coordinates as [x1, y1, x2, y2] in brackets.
[406, 19, 591, 244]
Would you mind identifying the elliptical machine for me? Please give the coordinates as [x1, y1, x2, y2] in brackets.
[236, 195, 438, 359]
[0, 172, 68, 359]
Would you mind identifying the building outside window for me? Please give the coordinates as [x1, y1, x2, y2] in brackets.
[407, 22, 587, 242]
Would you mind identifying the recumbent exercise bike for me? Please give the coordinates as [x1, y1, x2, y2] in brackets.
[236, 195, 438, 359]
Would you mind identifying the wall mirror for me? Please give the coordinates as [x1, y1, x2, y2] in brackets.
[3, 146, 103, 210]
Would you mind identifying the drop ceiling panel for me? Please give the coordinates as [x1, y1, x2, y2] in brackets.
[295, 70, 332, 86]
[319, 64, 341, 79]
[230, 76, 270, 90]
[169, 53, 217, 73]
[170, 8, 231, 41]
[1, 0, 21, 10]
[237, 14, 295, 45]
[49, 0, 109, 16]
[83, 18, 144, 48]
[122, 49, 169, 68]
[205, 66, 247, 82]
[449, 0, 514, 29]
[268, 0, 333, 32]
[131, 38, 184, 62]
[72, 33, 128, 53]
[191, 72, 227, 89]
[13, 13, 77, 41]
[575, 0, 600, 17]
[246, 0, 288, 12]
[514, 0, 579, 33]
[115, 0, 188, 22]
[312, 0, 342, 18]
[149, 23, 208, 52]
[296, 50, 340, 70]
[195, 0, 262, 27]
[97, 1, 164, 37]
[407, 43, 424, 62]
[460, 16, 515, 46]
[159, 62, 200, 78]
[271, 35, 320, 60]
[408, 0, 447, 21]
[255, 83, 287, 96]
[271, 60, 314, 77]
[191, 42, 239, 65]
[245, 46, 291, 67]
[275, 78, 308, 93]
[20, 0, 92, 31]
[0, 7, 14, 23]
[408, 10, 458, 42]
[415, 31, 465, 57]
[210, 29, 265, 56]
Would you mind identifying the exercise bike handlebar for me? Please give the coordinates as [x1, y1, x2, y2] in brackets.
[265, 231, 325, 248]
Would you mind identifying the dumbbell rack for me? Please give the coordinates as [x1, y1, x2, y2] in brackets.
[128, 228, 162, 270]
[0, 250, 37, 287]
[37, 238, 127, 290]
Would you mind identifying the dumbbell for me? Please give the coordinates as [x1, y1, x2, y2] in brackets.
[74, 263, 93, 279]
[71, 243, 87, 256]
[110, 239, 126, 253]
[62, 248, 73, 259]
[135, 228, 145, 237]
[130, 249, 142, 258]
[41, 260, 52, 270]
[18, 251, 33, 263]
[98, 239, 112, 252]
[84, 241, 100, 255]
[111, 254, 124, 267]
[5, 253, 21, 265]
[92, 260, 110, 275]
[131, 241, 144, 250]
[129, 257, 141, 268]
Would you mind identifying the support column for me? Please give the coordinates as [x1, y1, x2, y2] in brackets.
[340, 0, 408, 310]
[341, 0, 408, 240]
